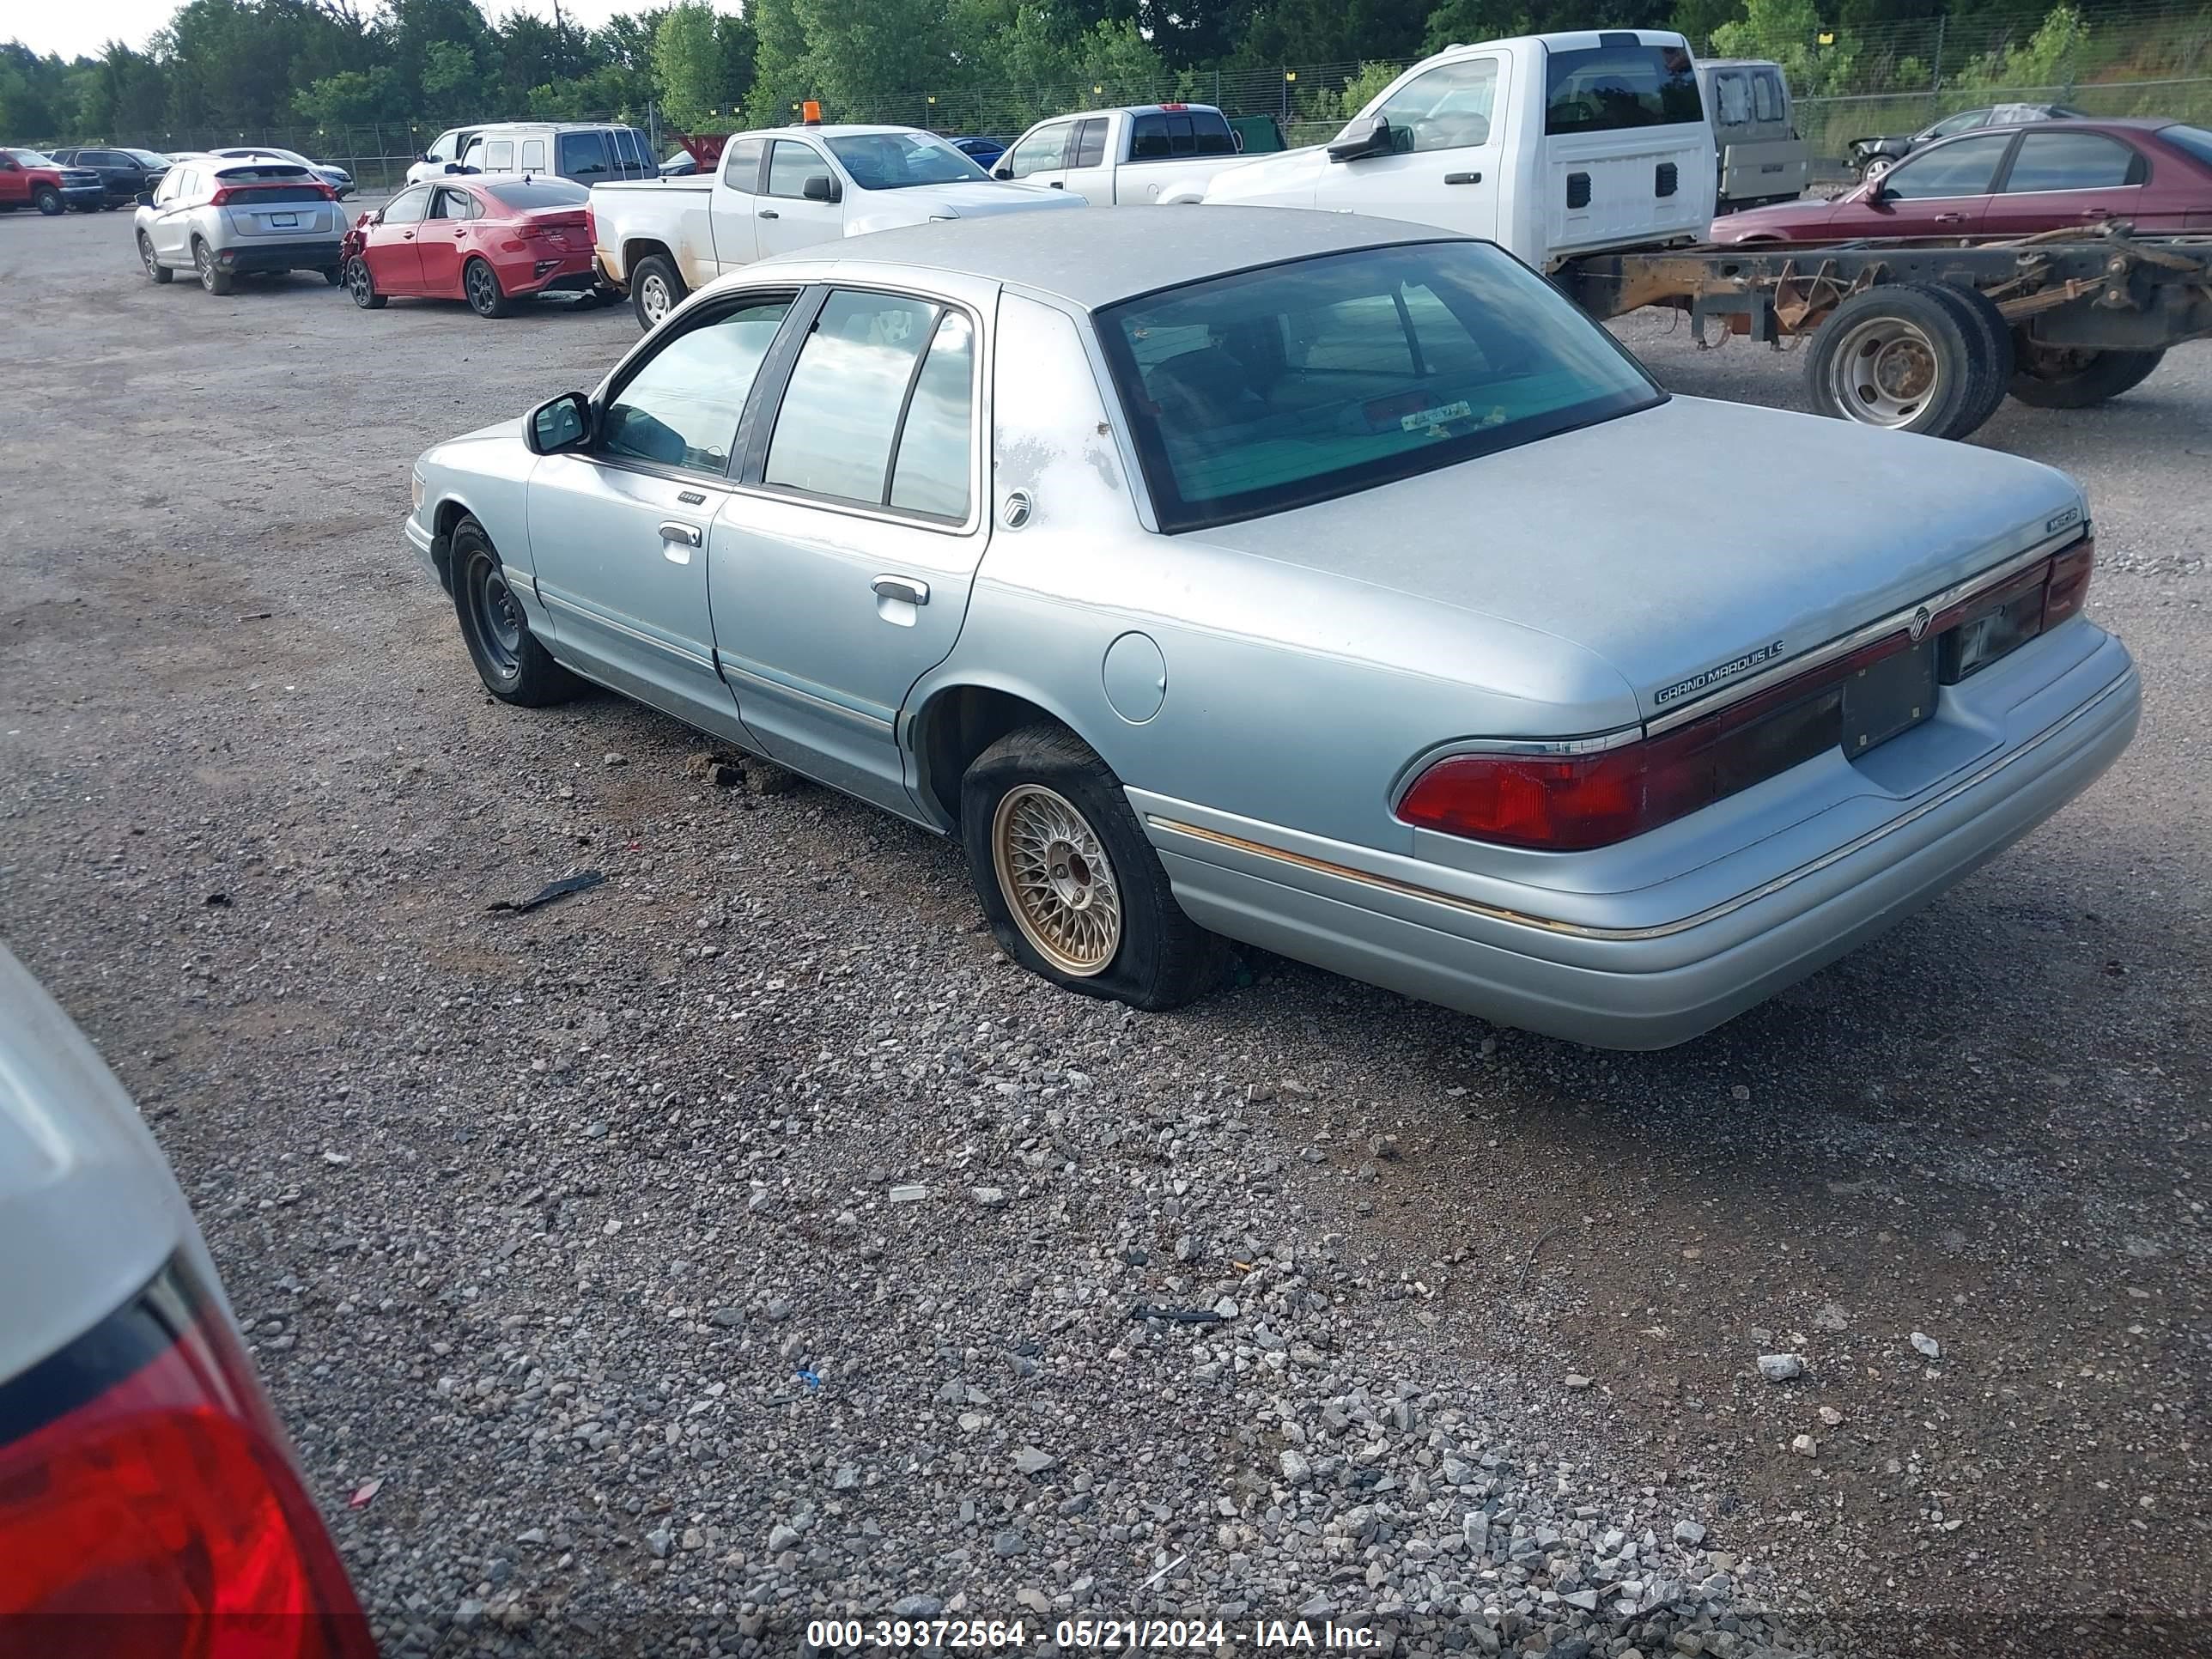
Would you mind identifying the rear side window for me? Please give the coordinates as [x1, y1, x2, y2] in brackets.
[2160, 124, 2212, 166]
[483, 139, 514, 169]
[1545, 43, 1704, 134]
[1753, 70, 1784, 124]
[430, 186, 478, 219]
[558, 131, 610, 178]
[521, 138, 546, 171]
[765, 290, 974, 520]
[1712, 70, 1750, 126]
[721, 137, 763, 190]
[1070, 118, 1108, 169]
[2002, 130, 2143, 191]
[1096, 240, 1660, 533]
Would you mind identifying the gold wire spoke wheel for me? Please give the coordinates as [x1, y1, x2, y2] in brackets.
[990, 784, 1123, 977]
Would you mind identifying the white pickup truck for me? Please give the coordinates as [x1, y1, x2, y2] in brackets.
[993, 102, 1251, 205]
[591, 122, 1082, 330]
[1162, 31, 1716, 270]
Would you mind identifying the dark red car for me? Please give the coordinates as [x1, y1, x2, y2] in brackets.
[1715, 118, 2212, 245]
[343, 174, 599, 317]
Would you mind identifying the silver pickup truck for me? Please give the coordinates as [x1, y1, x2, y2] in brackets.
[589, 121, 1079, 330]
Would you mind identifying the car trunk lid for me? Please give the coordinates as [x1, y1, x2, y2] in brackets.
[1188, 394, 2086, 726]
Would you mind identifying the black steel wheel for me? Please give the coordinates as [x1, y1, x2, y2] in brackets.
[2007, 337, 2166, 409]
[449, 517, 578, 708]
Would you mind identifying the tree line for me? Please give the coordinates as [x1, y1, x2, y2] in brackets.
[0, 0, 2179, 145]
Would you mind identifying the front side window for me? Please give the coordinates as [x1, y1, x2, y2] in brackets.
[766, 141, 832, 198]
[764, 290, 973, 518]
[154, 171, 182, 203]
[558, 131, 609, 177]
[2002, 130, 2142, 191]
[722, 137, 763, 190]
[825, 132, 986, 191]
[602, 298, 793, 473]
[1096, 240, 1662, 532]
[429, 131, 460, 161]
[1005, 123, 1071, 178]
[1544, 44, 1702, 134]
[1366, 58, 1500, 154]
[1883, 132, 2012, 198]
[381, 185, 432, 225]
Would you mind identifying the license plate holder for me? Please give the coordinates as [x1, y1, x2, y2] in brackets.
[1843, 642, 1936, 756]
[270, 212, 298, 228]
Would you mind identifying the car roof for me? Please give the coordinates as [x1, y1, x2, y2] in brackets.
[752, 124, 932, 140]
[740, 206, 1462, 312]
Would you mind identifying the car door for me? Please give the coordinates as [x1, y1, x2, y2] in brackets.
[366, 185, 430, 292]
[710, 137, 764, 270]
[755, 140, 846, 258]
[149, 168, 197, 259]
[1316, 54, 1504, 239]
[0, 154, 29, 210]
[1000, 121, 1073, 187]
[417, 185, 477, 295]
[1840, 130, 2014, 235]
[526, 292, 799, 738]
[709, 283, 989, 813]
[1981, 127, 2150, 235]
[1044, 116, 1110, 200]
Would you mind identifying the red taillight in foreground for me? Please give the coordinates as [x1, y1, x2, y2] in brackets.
[0, 1257, 373, 1657]
[1399, 538, 2095, 852]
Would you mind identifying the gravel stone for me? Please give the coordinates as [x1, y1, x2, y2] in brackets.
[1757, 1353, 1805, 1382]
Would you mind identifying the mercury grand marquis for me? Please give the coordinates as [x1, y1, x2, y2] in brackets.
[403, 208, 2140, 1048]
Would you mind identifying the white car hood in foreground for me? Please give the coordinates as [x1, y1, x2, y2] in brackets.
[879, 179, 1084, 216]
[1194, 394, 2086, 721]
[1196, 146, 1330, 206]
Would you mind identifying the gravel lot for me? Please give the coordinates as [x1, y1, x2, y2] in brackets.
[3, 204, 2207, 1659]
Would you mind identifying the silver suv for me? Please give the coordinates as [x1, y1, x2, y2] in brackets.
[132, 157, 348, 295]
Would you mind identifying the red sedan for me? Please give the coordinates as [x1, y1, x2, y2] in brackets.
[1715, 118, 2212, 245]
[343, 175, 599, 317]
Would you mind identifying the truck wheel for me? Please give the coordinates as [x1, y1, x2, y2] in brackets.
[1803, 284, 1979, 437]
[346, 256, 386, 309]
[450, 517, 579, 707]
[629, 253, 684, 331]
[2007, 338, 2166, 409]
[138, 232, 173, 284]
[960, 723, 1226, 1012]
[1924, 283, 2014, 439]
[33, 186, 63, 216]
[193, 240, 234, 295]
[464, 256, 512, 319]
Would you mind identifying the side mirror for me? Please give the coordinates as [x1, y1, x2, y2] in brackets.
[136, 191, 155, 207]
[992, 164, 1012, 180]
[416, 152, 430, 163]
[1328, 114, 1395, 163]
[526, 391, 592, 456]
[802, 173, 840, 203]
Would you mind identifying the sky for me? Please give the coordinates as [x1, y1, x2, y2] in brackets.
[9, 0, 678, 62]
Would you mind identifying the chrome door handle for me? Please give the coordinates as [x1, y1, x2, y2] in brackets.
[659, 520, 703, 546]
[872, 574, 929, 605]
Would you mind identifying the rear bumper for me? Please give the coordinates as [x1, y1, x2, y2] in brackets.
[513, 254, 598, 295]
[218, 238, 345, 273]
[1138, 644, 2140, 1049]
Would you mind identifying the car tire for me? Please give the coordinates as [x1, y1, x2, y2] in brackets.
[344, 256, 386, 309]
[193, 240, 234, 295]
[2006, 337, 2166, 409]
[449, 517, 579, 708]
[138, 232, 173, 284]
[33, 186, 63, 216]
[1802, 283, 1978, 436]
[960, 722, 1225, 1012]
[464, 256, 511, 319]
[629, 253, 684, 331]
[1923, 283, 2014, 439]
[322, 264, 345, 287]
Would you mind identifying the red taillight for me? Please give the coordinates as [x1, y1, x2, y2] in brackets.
[0, 1258, 373, 1657]
[210, 185, 235, 205]
[1401, 536, 2095, 851]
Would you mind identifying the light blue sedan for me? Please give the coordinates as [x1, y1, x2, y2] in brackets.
[404, 209, 2138, 1048]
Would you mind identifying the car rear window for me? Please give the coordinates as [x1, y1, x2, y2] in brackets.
[1096, 240, 1662, 533]
[1545, 43, 1704, 134]
[2160, 124, 2212, 167]
[484, 179, 590, 210]
[215, 164, 313, 183]
[1129, 110, 1237, 161]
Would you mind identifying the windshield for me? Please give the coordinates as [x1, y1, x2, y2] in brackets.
[6, 149, 55, 166]
[125, 149, 170, 167]
[485, 179, 590, 210]
[824, 132, 987, 191]
[1096, 240, 1662, 533]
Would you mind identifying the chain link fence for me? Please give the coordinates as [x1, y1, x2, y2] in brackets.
[77, 3, 2212, 185]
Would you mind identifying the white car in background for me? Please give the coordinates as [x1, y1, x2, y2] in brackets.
[135, 155, 349, 294]
[0, 945, 373, 1644]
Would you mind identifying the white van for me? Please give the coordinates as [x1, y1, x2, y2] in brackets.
[449, 122, 656, 185]
[1170, 30, 1716, 269]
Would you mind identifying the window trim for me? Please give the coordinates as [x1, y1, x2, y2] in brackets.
[742, 283, 987, 533]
